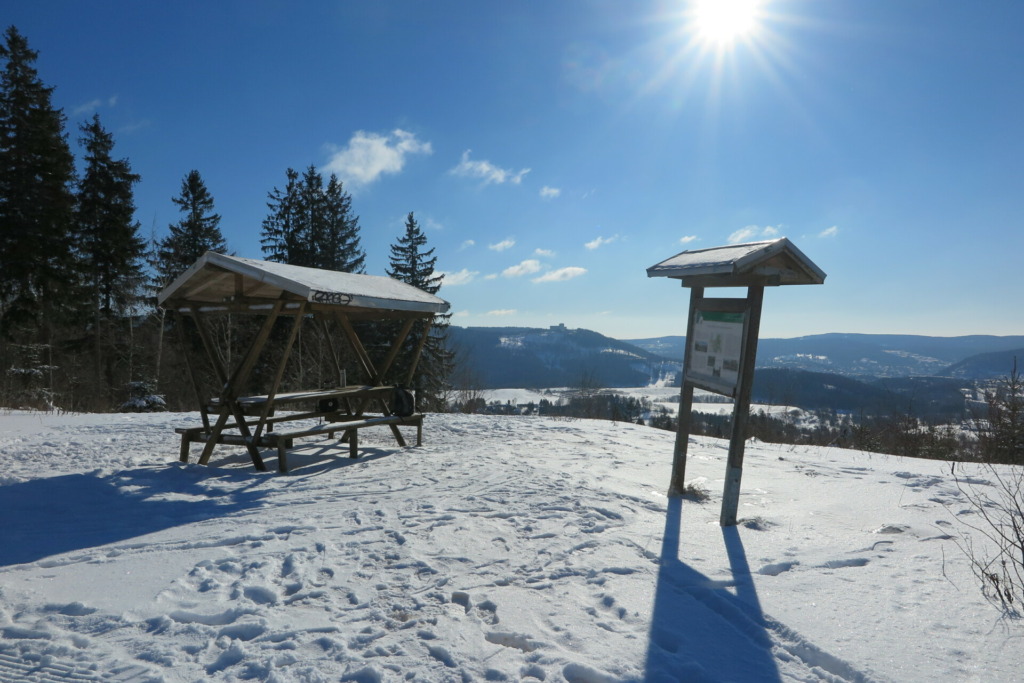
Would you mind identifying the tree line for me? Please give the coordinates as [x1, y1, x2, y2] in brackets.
[0, 26, 451, 412]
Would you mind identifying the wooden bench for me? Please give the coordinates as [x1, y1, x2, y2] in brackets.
[268, 413, 423, 473]
[176, 410, 423, 473]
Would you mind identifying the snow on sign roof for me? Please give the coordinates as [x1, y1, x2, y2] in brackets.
[646, 237, 826, 286]
[157, 252, 450, 315]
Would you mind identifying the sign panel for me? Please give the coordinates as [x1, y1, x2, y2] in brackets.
[685, 302, 749, 397]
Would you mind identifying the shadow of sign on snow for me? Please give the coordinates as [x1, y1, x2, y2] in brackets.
[0, 466, 269, 567]
[644, 497, 782, 682]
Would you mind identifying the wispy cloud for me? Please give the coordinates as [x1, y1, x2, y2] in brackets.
[439, 269, 478, 286]
[72, 95, 118, 116]
[679, 235, 698, 244]
[489, 239, 516, 252]
[453, 310, 470, 318]
[728, 225, 779, 244]
[585, 234, 618, 250]
[486, 309, 518, 316]
[819, 226, 839, 238]
[451, 150, 530, 185]
[502, 259, 542, 278]
[323, 129, 432, 190]
[534, 248, 555, 258]
[484, 273, 499, 280]
[533, 267, 587, 283]
[460, 239, 476, 250]
[540, 186, 561, 199]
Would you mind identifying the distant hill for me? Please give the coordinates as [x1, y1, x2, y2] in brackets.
[752, 369, 969, 419]
[945, 348, 1024, 379]
[448, 325, 677, 389]
[626, 333, 1024, 379]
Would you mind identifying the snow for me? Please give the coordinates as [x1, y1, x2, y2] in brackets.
[0, 408, 1019, 682]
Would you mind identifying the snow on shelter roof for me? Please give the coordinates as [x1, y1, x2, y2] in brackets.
[646, 238, 826, 286]
[158, 252, 450, 316]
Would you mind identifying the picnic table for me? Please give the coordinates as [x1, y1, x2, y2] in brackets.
[176, 385, 423, 472]
[158, 252, 449, 473]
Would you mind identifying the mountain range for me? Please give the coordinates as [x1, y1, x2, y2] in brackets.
[449, 326, 1024, 391]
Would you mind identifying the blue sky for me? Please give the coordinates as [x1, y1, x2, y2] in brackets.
[8, 1, 1023, 339]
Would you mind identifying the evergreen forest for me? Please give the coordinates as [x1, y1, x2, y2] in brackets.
[0, 27, 451, 413]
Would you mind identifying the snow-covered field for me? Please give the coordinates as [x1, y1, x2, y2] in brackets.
[0, 409, 1019, 682]
[479, 387, 805, 421]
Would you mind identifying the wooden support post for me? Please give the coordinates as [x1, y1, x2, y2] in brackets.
[378, 317, 416, 383]
[197, 300, 285, 470]
[174, 312, 209, 438]
[336, 313, 377, 383]
[405, 317, 433, 386]
[669, 288, 703, 496]
[720, 286, 764, 526]
[192, 312, 229, 389]
[317, 317, 345, 387]
[253, 302, 306, 443]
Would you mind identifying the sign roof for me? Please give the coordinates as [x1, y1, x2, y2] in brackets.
[646, 238, 826, 286]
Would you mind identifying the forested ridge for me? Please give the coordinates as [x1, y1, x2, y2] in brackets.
[0, 27, 450, 412]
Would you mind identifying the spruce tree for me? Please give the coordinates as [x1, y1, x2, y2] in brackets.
[261, 166, 365, 272]
[320, 172, 365, 273]
[0, 26, 77, 335]
[76, 114, 145, 316]
[386, 212, 452, 410]
[155, 169, 227, 287]
[260, 167, 301, 264]
[75, 114, 145, 406]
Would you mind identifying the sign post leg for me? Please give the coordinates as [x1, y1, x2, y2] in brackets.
[720, 286, 764, 526]
[669, 287, 703, 496]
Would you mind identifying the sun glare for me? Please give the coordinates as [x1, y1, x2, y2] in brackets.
[692, 0, 763, 46]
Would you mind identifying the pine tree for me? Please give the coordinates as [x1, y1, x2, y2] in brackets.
[75, 114, 145, 406]
[0, 26, 77, 335]
[260, 167, 301, 264]
[155, 169, 227, 287]
[76, 114, 145, 317]
[261, 166, 365, 272]
[386, 212, 452, 410]
[320, 173, 365, 273]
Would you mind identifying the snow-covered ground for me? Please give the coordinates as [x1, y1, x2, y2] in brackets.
[0, 409, 1018, 682]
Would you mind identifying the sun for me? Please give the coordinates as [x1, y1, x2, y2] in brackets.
[692, 0, 763, 47]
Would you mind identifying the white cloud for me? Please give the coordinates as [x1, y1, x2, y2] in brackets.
[819, 226, 839, 238]
[453, 310, 470, 318]
[728, 225, 779, 244]
[73, 99, 103, 116]
[484, 273, 499, 280]
[534, 248, 555, 258]
[73, 96, 117, 116]
[585, 234, 618, 250]
[502, 259, 542, 278]
[540, 186, 561, 199]
[486, 309, 518, 316]
[489, 239, 516, 252]
[459, 239, 476, 250]
[439, 269, 478, 286]
[451, 150, 530, 185]
[679, 235, 698, 244]
[532, 267, 587, 283]
[322, 129, 432, 189]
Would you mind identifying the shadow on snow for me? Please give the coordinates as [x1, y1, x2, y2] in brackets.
[0, 443, 401, 567]
[644, 497, 781, 682]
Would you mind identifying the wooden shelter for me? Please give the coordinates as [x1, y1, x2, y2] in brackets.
[647, 238, 825, 525]
[158, 252, 450, 473]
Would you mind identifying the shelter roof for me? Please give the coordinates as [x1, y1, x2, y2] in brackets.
[646, 238, 826, 287]
[158, 252, 450, 316]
